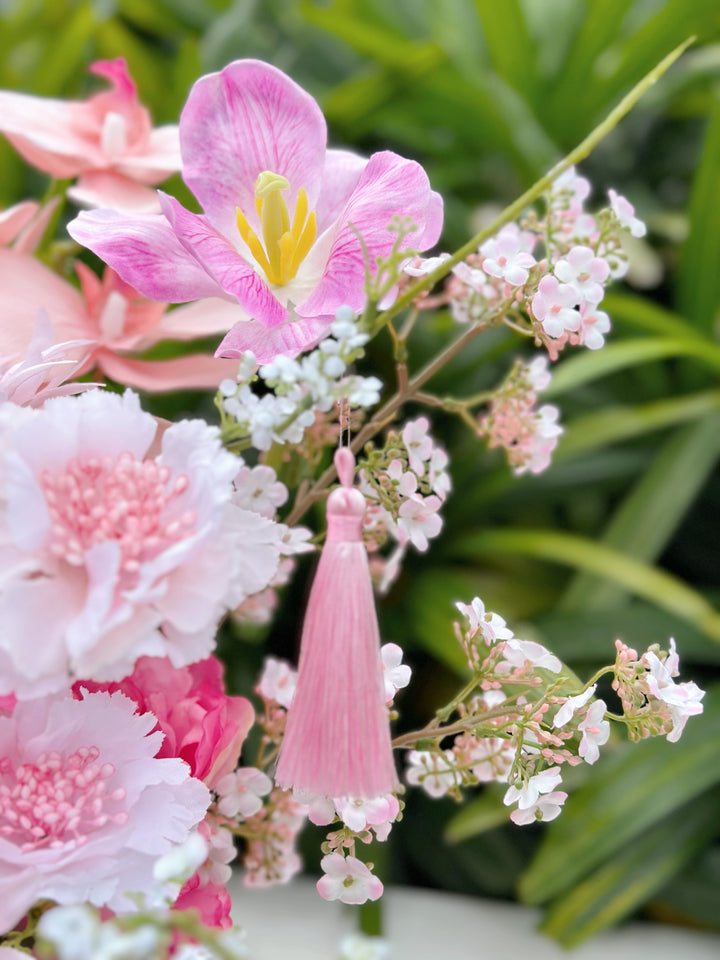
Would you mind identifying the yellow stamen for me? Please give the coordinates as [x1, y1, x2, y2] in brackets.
[235, 171, 318, 287]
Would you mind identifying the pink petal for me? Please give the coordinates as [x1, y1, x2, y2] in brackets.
[179, 59, 327, 237]
[216, 315, 333, 362]
[0, 90, 103, 176]
[159, 192, 287, 326]
[67, 172, 163, 213]
[116, 124, 182, 180]
[95, 351, 241, 392]
[298, 150, 443, 318]
[11, 197, 61, 255]
[153, 298, 249, 342]
[67, 208, 226, 303]
[315, 149, 368, 232]
[0, 202, 38, 247]
[0, 250, 87, 356]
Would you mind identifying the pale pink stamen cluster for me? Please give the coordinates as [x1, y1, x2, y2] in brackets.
[0, 746, 127, 852]
[42, 453, 194, 578]
[479, 356, 562, 475]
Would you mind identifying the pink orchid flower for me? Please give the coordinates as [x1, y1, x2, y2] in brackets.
[0, 59, 180, 213]
[68, 59, 443, 363]
[0, 249, 239, 392]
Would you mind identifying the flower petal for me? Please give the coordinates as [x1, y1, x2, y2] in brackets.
[158, 192, 287, 326]
[152, 297, 248, 342]
[298, 150, 443, 318]
[0, 202, 39, 247]
[216, 313, 333, 362]
[67, 172, 163, 213]
[180, 59, 327, 237]
[96, 351, 241, 393]
[0, 250, 86, 357]
[315, 148, 368, 232]
[67, 208, 225, 303]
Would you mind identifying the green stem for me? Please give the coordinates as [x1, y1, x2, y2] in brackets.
[367, 36, 694, 332]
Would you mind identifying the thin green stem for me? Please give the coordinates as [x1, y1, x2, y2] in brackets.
[366, 37, 694, 332]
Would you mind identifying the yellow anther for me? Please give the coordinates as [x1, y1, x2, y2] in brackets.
[235, 171, 317, 287]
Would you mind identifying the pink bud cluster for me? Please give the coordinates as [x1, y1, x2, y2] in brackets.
[479, 355, 562, 474]
[612, 639, 704, 742]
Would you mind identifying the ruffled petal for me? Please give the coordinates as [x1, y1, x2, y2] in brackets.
[215, 313, 333, 362]
[159, 193, 287, 326]
[67, 208, 226, 303]
[298, 150, 443, 318]
[180, 59, 327, 237]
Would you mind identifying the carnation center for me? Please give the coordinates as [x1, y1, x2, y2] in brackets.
[41, 452, 196, 580]
[0, 747, 128, 852]
[235, 171, 317, 286]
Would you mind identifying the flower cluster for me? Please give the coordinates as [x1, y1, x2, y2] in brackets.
[360, 417, 450, 591]
[613, 639, 705, 742]
[402, 597, 703, 828]
[479, 355, 562, 474]
[219, 307, 382, 452]
[438, 167, 645, 359]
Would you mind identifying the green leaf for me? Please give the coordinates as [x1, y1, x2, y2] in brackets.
[561, 414, 720, 609]
[540, 792, 719, 946]
[544, 339, 720, 398]
[520, 687, 720, 905]
[444, 786, 509, 842]
[558, 391, 720, 458]
[603, 291, 705, 340]
[678, 97, 720, 334]
[453, 528, 720, 640]
[473, 0, 540, 104]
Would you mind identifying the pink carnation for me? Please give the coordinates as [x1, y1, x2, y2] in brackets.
[75, 655, 253, 790]
[0, 690, 210, 934]
[0, 389, 283, 698]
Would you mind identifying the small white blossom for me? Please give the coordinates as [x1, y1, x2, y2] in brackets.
[578, 699, 610, 764]
[257, 656, 297, 708]
[317, 854, 383, 905]
[553, 685, 596, 729]
[406, 750, 459, 798]
[608, 189, 647, 238]
[500, 638, 562, 674]
[504, 766, 563, 810]
[381, 642, 412, 701]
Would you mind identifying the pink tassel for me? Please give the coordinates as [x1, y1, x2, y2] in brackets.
[275, 447, 398, 800]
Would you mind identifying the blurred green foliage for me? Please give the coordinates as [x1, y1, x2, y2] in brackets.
[3, 0, 720, 944]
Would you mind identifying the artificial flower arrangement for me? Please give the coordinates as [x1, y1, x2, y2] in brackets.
[0, 40, 706, 960]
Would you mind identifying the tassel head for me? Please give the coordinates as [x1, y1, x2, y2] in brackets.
[275, 448, 398, 800]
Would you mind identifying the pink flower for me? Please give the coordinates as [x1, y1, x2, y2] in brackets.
[215, 767, 273, 819]
[397, 494, 443, 551]
[0, 251, 240, 393]
[174, 874, 232, 929]
[480, 224, 536, 287]
[553, 245, 609, 304]
[405, 750, 459, 798]
[68, 60, 443, 363]
[317, 853, 383, 905]
[75, 655, 254, 790]
[531, 275, 579, 338]
[0, 389, 283, 698]
[0, 689, 210, 934]
[256, 656, 297, 709]
[0, 59, 180, 213]
[642, 651, 704, 743]
[0, 311, 94, 407]
[510, 790, 568, 825]
[608, 189, 647, 238]
[402, 417, 433, 476]
[578, 699, 610, 764]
